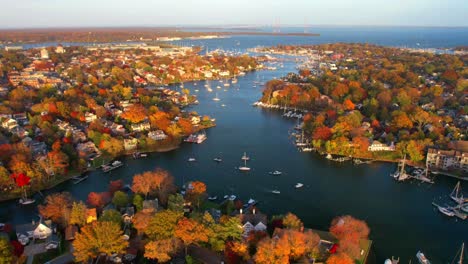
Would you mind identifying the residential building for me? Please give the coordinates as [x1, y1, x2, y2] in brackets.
[148, 130, 167, 141]
[40, 48, 49, 59]
[368, 141, 395, 152]
[124, 137, 138, 151]
[426, 147, 468, 173]
[238, 209, 268, 237]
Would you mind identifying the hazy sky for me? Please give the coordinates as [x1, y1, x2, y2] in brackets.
[1, 0, 467, 28]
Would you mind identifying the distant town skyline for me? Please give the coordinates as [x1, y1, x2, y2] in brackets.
[1, 0, 467, 28]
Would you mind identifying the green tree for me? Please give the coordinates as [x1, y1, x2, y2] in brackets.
[99, 209, 122, 225]
[73, 221, 128, 263]
[133, 194, 144, 212]
[0, 237, 13, 264]
[167, 193, 185, 212]
[283, 212, 303, 230]
[70, 201, 87, 227]
[112, 191, 129, 208]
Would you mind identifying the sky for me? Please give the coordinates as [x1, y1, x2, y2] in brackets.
[1, 0, 467, 28]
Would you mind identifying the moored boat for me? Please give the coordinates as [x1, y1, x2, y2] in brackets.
[416, 251, 431, 264]
[272, 190, 281, 194]
[208, 196, 218, 201]
[102, 160, 123, 173]
[295, 183, 304, 189]
[213, 157, 222, 162]
[269, 170, 282, 175]
[19, 198, 36, 205]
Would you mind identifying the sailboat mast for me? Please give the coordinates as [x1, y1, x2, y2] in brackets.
[460, 242, 464, 264]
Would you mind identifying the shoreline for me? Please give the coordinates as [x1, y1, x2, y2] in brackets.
[0, 139, 182, 203]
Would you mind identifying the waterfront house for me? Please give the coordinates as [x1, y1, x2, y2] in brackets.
[368, 140, 395, 152]
[77, 141, 100, 159]
[148, 130, 167, 141]
[190, 116, 201, 125]
[238, 209, 268, 237]
[124, 137, 138, 151]
[426, 146, 468, 173]
[131, 121, 151, 132]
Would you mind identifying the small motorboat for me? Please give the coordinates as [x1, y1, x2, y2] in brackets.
[228, 195, 237, 201]
[223, 195, 229, 199]
[295, 183, 304, 189]
[437, 206, 455, 217]
[416, 251, 431, 264]
[19, 198, 36, 205]
[269, 170, 282, 175]
[208, 196, 218, 201]
[272, 190, 281, 194]
[247, 198, 256, 204]
[188, 158, 196, 162]
[213, 158, 222, 162]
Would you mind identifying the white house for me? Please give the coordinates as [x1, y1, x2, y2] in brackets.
[148, 130, 167, 141]
[1, 118, 18, 130]
[85, 112, 97, 123]
[368, 141, 395, 152]
[131, 121, 151, 132]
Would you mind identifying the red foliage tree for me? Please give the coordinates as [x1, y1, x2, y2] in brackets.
[313, 126, 333, 141]
[87, 192, 105, 208]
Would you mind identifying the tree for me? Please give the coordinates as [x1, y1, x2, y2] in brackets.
[133, 211, 153, 234]
[108, 180, 124, 195]
[99, 209, 122, 225]
[0, 166, 13, 188]
[326, 253, 354, 264]
[254, 237, 290, 264]
[120, 104, 148, 123]
[146, 210, 183, 240]
[410, 107, 431, 132]
[312, 126, 332, 141]
[330, 215, 369, 242]
[73, 221, 128, 263]
[131, 169, 168, 198]
[70, 201, 87, 227]
[187, 181, 206, 208]
[208, 216, 243, 252]
[391, 111, 413, 130]
[175, 217, 210, 255]
[168, 193, 185, 212]
[144, 238, 180, 263]
[112, 191, 129, 208]
[342, 99, 355, 111]
[283, 213, 303, 231]
[38, 192, 73, 227]
[133, 194, 144, 212]
[87, 192, 105, 208]
[100, 138, 124, 157]
[0, 237, 13, 264]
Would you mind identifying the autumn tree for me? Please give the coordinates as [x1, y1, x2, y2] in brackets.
[330, 215, 370, 259]
[168, 193, 185, 212]
[120, 104, 148, 123]
[70, 201, 87, 227]
[175, 217, 210, 255]
[87, 192, 105, 209]
[73, 221, 128, 263]
[326, 253, 354, 264]
[146, 210, 183, 240]
[283, 213, 303, 231]
[0, 237, 13, 264]
[187, 181, 206, 208]
[342, 99, 355, 111]
[108, 180, 124, 195]
[145, 238, 180, 263]
[254, 237, 290, 264]
[133, 194, 144, 212]
[132, 169, 168, 198]
[312, 126, 333, 141]
[99, 138, 124, 157]
[133, 211, 153, 234]
[391, 111, 413, 130]
[38, 192, 73, 227]
[0, 166, 13, 188]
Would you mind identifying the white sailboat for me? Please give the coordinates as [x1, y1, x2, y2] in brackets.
[213, 92, 220, 101]
[392, 155, 410, 182]
[241, 152, 250, 161]
[416, 251, 431, 264]
[239, 159, 251, 171]
[451, 182, 468, 204]
[452, 242, 465, 264]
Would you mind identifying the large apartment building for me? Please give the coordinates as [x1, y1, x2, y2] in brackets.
[426, 141, 468, 173]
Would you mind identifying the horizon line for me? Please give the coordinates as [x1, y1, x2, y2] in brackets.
[1, 24, 468, 30]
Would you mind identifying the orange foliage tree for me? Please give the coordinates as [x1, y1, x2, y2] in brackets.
[187, 181, 206, 208]
[253, 237, 290, 264]
[131, 169, 169, 198]
[120, 104, 148, 123]
[144, 238, 180, 263]
[38, 192, 73, 227]
[342, 99, 355, 111]
[326, 253, 354, 264]
[174, 217, 210, 255]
